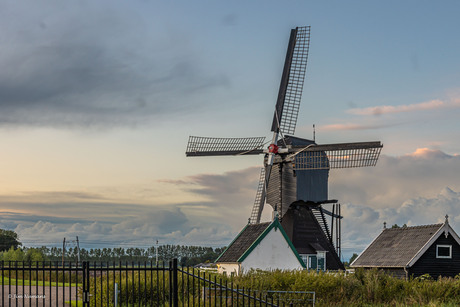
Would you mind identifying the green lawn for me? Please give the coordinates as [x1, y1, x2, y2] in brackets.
[0, 276, 80, 287]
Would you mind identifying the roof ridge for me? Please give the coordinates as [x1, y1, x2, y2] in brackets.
[385, 223, 442, 230]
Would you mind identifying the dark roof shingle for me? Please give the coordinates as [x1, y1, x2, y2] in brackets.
[217, 222, 270, 262]
[352, 224, 442, 267]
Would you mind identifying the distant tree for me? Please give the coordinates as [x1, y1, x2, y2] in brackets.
[24, 248, 47, 263]
[0, 229, 21, 252]
[349, 253, 358, 264]
[391, 224, 407, 229]
[0, 246, 25, 261]
[342, 253, 359, 268]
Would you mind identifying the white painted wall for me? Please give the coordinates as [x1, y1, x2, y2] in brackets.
[217, 263, 240, 275]
[241, 227, 303, 273]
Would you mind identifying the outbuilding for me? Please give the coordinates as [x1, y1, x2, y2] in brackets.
[351, 216, 460, 279]
[215, 216, 306, 275]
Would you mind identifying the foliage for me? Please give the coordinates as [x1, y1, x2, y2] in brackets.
[0, 246, 25, 261]
[3, 259, 460, 306]
[344, 253, 358, 268]
[0, 229, 21, 252]
[228, 268, 460, 306]
[0, 246, 47, 262]
[35, 244, 225, 266]
[71, 267, 460, 306]
[83, 271, 170, 306]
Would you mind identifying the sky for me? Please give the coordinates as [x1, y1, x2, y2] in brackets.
[1, 0, 460, 261]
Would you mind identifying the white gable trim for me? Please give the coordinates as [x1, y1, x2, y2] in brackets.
[407, 222, 460, 267]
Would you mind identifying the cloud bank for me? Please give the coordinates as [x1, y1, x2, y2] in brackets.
[0, 168, 261, 248]
[0, 2, 228, 129]
[1, 149, 459, 260]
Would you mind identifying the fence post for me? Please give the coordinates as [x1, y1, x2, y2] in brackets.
[82, 261, 90, 307]
[1, 260, 4, 307]
[172, 258, 179, 307]
[169, 260, 173, 306]
[114, 282, 118, 307]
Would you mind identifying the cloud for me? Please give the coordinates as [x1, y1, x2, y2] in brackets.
[329, 148, 460, 259]
[4, 147, 460, 258]
[0, 188, 246, 248]
[347, 99, 460, 116]
[0, 2, 229, 129]
[163, 167, 261, 206]
[0, 202, 235, 248]
[330, 149, 460, 209]
[341, 187, 460, 257]
[0, 166, 264, 248]
[321, 122, 399, 131]
[319, 97, 460, 132]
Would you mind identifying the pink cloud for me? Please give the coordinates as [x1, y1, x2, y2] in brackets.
[347, 99, 460, 116]
[321, 122, 397, 131]
[406, 147, 451, 159]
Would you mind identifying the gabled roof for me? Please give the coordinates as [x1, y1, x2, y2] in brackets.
[216, 218, 305, 268]
[216, 222, 270, 263]
[351, 219, 460, 268]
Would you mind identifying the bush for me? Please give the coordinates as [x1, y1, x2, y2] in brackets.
[75, 267, 460, 306]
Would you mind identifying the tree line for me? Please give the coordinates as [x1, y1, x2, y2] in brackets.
[0, 228, 225, 266]
[1, 245, 225, 266]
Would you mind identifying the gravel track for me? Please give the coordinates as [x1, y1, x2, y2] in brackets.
[1, 285, 79, 306]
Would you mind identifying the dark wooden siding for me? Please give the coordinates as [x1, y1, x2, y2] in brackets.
[409, 233, 460, 278]
[296, 168, 329, 202]
[281, 203, 344, 270]
[266, 163, 281, 212]
[361, 268, 406, 279]
[281, 162, 297, 217]
[382, 268, 406, 279]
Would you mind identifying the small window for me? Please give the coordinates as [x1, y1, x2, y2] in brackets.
[300, 254, 317, 270]
[436, 245, 452, 259]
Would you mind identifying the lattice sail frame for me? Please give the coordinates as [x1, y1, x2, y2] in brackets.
[249, 167, 266, 224]
[272, 26, 310, 136]
[294, 143, 383, 170]
[186, 136, 265, 156]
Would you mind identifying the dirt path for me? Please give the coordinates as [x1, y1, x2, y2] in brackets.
[1, 285, 79, 306]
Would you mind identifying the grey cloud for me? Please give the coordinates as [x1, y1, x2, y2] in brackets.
[0, 2, 228, 129]
[0, 194, 235, 247]
[333, 149, 460, 259]
[329, 150, 460, 209]
[341, 187, 460, 257]
[184, 167, 261, 199]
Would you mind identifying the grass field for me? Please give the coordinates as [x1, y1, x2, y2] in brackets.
[0, 276, 80, 287]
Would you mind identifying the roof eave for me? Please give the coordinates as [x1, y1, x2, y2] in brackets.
[351, 265, 406, 269]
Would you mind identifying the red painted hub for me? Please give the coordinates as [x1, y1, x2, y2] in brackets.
[268, 144, 279, 154]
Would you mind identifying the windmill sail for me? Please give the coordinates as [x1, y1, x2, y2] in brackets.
[260, 26, 311, 218]
[186, 136, 265, 157]
[249, 168, 266, 224]
[292, 141, 383, 170]
[271, 26, 310, 135]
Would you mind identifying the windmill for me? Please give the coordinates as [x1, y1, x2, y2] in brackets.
[186, 26, 382, 268]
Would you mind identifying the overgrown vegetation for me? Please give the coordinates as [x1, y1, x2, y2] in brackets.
[232, 268, 460, 306]
[81, 268, 460, 306]
[2, 260, 460, 306]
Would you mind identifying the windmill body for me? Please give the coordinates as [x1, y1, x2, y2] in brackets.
[186, 26, 382, 270]
[266, 135, 329, 218]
